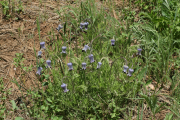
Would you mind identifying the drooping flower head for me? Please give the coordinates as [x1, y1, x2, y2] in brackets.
[67, 63, 73, 71]
[97, 62, 102, 69]
[62, 46, 67, 54]
[56, 24, 63, 32]
[82, 45, 90, 52]
[37, 51, 42, 58]
[111, 39, 115, 46]
[88, 54, 95, 63]
[61, 83, 69, 93]
[127, 68, 134, 77]
[82, 62, 87, 70]
[123, 65, 129, 73]
[46, 60, 51, 68]
[36, 67, 43, 75]
[137, 48, 142, 56]
[40, 42, 46, 49]
[80, 22, 85, 29]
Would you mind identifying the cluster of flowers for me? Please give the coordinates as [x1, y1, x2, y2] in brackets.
[36, 23, 143, 92]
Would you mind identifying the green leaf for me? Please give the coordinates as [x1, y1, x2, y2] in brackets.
[11, 100, 17, 110]
[15, 117, 24, 120]
[47, 98, 52, 103]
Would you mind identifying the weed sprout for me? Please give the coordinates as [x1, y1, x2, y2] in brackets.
[127, 68, 134, 77]
[111, 39, 115, 46]
[36, 67, 43, 75]
[46, 60, 51, 68]
[82, 45, 90, 52]
[137, 48, 142, 56]
[67, 63, 73, 71]
[40, 42, 46, 49]
[61, 83, 69, 93]
[82, 62, 87, 70]
[56, 24, 63, 32]
[61, 46, 67, 54]
[37, 51, 42, 58]
[97, 62, 102, 69]
[88, 54, 95, 63]
[123, 65, 129, 73]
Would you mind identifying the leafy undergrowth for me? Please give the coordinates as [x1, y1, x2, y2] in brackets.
[1, 0, 180, 119]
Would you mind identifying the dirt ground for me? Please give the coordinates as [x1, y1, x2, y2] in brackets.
[0, 0, 172, 119]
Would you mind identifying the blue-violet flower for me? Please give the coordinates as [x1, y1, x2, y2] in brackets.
[36, 67, 43, 75]
[46, 60, 51, 68]
[82, 45, 90, 52]
[62, 46, 67, 54]
[137, 48, 142, 56]
[82, 62, 87, 70]
[123, 65, 129, 73]
[67, 63, 73, 71]
[97, 62, 102, 69]
[61, 83, 69, 93]
[111, 39, 115, 46]
[127, 68, 134, 77]
[40, 42, 46, 49]
[37, 51, 42, 58]
[88, 54, 95, 63]
[56, 24, 63, 31]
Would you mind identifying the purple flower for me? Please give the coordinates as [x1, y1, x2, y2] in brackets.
[137, 48, 142, 56]
[84, 22, 89, 30]
[123, 65, 129, 73]
[36, 67, 43, 75]
[88, 54, 95, 63]
[67, 63, 73, 71]
[46, 60, 51, 68]
[80, 22, 85, 29]
[127, 68, 134, 77]
[82, 45, 90, 52]
[61, 83, 69, 93]
[40, 42, 46, 49]
[62, 46, 67, 54]
[37, 51, 42, 58]
[56, 24, 63, 31]
[111, 39, 115, 46]
[97, 62, 102, 69]
[82, 62, 87, 70]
